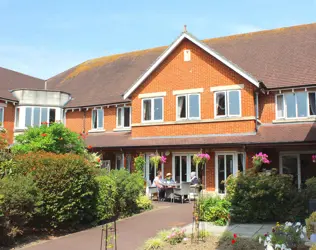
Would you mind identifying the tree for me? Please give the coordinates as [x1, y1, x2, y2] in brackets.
[11, 122, 86, 155]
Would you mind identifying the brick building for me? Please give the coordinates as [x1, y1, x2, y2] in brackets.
[1, 23, 316, 193]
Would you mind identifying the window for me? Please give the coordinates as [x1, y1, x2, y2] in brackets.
[176, 94, 200, 120]
[92, 108, 104, 130]
[117, 107, 131, 128]
[142, 97, 163, 122]
[0, 107, 3, 127]
[215, 90, 241, 117]
[15, 106, 58, 128]
[276, 92, 313, 119]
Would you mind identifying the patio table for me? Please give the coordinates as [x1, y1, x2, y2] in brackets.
[161, 183, 180, 202]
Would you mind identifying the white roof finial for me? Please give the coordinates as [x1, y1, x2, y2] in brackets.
[183, 24, 187, 32]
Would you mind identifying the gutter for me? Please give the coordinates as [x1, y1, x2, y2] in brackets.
[255, 91, 259, 132]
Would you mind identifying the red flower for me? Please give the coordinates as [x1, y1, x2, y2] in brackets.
[232, 239, 236, 244]
[97, 158, 101, 162]
[233, 233, 237, 238]
[41, 133, 47, 137]
[32, 167, 36, 171]
[87, 145, 92, 149]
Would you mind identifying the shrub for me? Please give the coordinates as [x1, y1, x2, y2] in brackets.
[306, 212, 316, 238]
[11, 123, 86, 155]
[13, 152, 98, 228]
[226, 170, 306, 223]
[95, 175, 117, 222]
[199, 195, 231, 226]
[165, 227, 187, 245]
[136, 195, 153, 211]
[143, 237, 165, 250]
[109, 169, 144, 216]
[134, 154, 146, 174]
[0, 175, 41, 244]
[306, 177, 316, 199]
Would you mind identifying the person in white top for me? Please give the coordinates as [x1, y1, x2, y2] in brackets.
[152, 171, 165, 200]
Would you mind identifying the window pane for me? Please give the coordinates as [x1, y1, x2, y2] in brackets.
[218, 155, 225, 193]
[33, 107, 40, 127]
[309, 93, 316, 116]
[154, 98, 162, 120]
[15, 108, 20, 127]
[226, 155, 233, 178]
[143, 100, 151, 121]
[92, 110, 97, 129]
[277, 95, 284, 118]
[282, 155, 298, 187]
[117, 108, 122, 127]
[177, 96, 186, 118]
[124, 107, 130, 127]
[181, 156, 187, 182]
[49, 109, 56, 123]
[0, 108, 3, 125]
[189, 94, 200, 118]
[97, 109, 103, 128]
[296, 92, 307, 117]
[41, 108, 48, 123]
[238, 153, 244, 173]
[216, 92, 226, 116]
[25, 107, 32, 127]
[228, 91, 240, 116]
[285, 93, 296, 118]
[175, 156, 180, 183]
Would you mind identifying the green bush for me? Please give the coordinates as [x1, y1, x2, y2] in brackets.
[109, 169, 144, 216]
[226, 171, 306, 223]
[0, 175, 41, 244]
[199, 195, 231, 226]
[11, 123, 86, 155]
[306, 177, 316, 199]
[95, 175, 117, 221]
[136, 195, 153, 211]
[14, 152, 98, 228]
[306, 212, 316, 238]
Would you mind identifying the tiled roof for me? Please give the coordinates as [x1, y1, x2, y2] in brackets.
[85, 123, 316, 148]
[47, 23, 316, 107]
[0, 67, 44, 101]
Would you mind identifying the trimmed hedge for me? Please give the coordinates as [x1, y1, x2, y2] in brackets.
[14, 152, 98, 228]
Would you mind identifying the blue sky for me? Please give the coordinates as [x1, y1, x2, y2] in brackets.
[0, 0, 316, 79]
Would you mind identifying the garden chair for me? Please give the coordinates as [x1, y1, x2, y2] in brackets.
[173, 182, 191, 203]
[189, 185, 200, 201]
[147, 180, 159, 201]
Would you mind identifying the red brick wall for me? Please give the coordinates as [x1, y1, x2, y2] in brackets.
[259, 92, 275, 123]
[130, 39, 257, 137]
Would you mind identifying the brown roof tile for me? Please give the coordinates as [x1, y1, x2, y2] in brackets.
[85, 123, 316, 148]
[47, 23, 316, 107]
[0, 67, 44, 101]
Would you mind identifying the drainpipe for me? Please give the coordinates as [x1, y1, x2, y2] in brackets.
[255, 92, 259, 132]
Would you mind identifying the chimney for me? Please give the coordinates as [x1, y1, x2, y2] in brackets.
[183, 25, 187, 32]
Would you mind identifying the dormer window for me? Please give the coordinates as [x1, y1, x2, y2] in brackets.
[91, 108, 104, 130]
[117, 107, 131, 129]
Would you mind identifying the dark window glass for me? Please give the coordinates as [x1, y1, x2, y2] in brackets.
[49, 109, 56, 123]
[124, 107, 130, 127]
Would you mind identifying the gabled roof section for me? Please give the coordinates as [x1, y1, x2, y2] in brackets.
[123, 32, 259, 99]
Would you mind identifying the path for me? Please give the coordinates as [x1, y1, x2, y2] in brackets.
[21, 202, 193, 250]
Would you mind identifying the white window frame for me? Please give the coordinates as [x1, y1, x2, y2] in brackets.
[0, 107, 4, 127]
[176, 93, 201, 121]
[116, 106, 131, 129]
[276, 92, 311, 120]
[214, 90, 241, 118]
[91, 108, 104, 130]
[14, 106, 59, 129]
[141, 97, 164, 123]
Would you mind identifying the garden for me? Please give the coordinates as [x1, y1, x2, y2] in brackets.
[0, 123, 152, 247]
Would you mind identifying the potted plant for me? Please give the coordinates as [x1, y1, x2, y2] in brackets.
[134, 154, 146, 187]
[149, 152, 167, 169]
[252, 152, 271, 172]
[192, 152, 210, 188]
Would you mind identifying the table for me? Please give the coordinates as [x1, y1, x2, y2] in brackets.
[161, 183, 180, 202]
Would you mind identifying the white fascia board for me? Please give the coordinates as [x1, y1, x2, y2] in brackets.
[138, 92, 166, 98]
[210, 84, 244, 92]
[123, 33, 259, 99]
[173, 88, 204, 95]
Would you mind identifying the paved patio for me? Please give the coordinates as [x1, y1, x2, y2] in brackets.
[183, 221, 274, 238]
[19, 202, 193, 250]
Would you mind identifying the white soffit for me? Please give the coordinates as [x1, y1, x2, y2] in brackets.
[123, 32, 259, 99]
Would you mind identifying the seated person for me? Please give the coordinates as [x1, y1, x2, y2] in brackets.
[152, 171, 165, 199]
[165, 173, 176, 185]
[190, 172, 199, 185]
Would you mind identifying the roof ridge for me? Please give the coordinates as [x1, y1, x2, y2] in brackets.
[203, 22, 316, 43]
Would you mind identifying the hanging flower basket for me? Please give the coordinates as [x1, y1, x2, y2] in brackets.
[150, 153, 167, 168]
[252, 152, 271, 172]
[192, 152, 210, 166]
[312, 155, 316, 163]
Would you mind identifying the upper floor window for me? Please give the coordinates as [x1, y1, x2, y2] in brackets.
[92, 108, 104, 130]
[0, 107, 3, 127]
[176, 94, 200, 120]
[276, 91, 315, 119]
[215, 90, 241, 118]
[117, 107, 131, 128]
[15, 106, 58, 128]
[142, 97, 163, 122]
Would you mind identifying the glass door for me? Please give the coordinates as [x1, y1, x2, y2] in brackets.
[280, 154, 301, 188]
[145, 154, 162, 185]
[173, 155, 188, 183]
[216, 153, 235, 193]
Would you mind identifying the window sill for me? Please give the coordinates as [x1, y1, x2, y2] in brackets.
[88, 129, 106, 133]
[273, 117, 316, 124]
[14, 128, 27, 132]
[113, 128, 131, 132]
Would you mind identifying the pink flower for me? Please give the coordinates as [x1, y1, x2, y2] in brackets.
[312, 155, 316, 163]
[160, 155, 167, 164]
